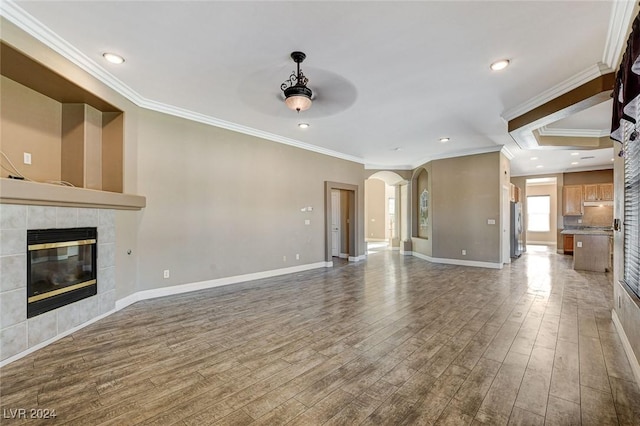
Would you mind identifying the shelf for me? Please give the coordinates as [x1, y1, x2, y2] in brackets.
[0, 178, 145, 210]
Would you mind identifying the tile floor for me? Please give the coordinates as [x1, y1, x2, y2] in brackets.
[1, 247, 639, 425]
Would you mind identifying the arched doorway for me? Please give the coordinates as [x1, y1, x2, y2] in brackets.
[365, 171, 407, 253]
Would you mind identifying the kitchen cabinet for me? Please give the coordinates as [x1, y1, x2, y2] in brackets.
[509, 184, 521, 203]
[573, 234, 610, 272]
[584, 183, 613, 202]
[563, 234, 574, 255]
[563, 185, 583, 216]
[598, 183, 614, 201]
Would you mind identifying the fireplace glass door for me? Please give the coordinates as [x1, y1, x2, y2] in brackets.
[27, 228, 97, 318]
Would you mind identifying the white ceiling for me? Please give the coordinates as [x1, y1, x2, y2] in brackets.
[3, 1, 633, 176]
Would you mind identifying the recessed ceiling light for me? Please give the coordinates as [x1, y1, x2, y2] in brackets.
[298, 123, 310, 129]
[103, 52, 125, 64]
[571, 161, 579, 165]
[490, 59, 510, 71]
[530, 157, 538, 160]
[439, 137, 450, 143]
[536, 165, 544, 168]
[570, 152, 580, 156]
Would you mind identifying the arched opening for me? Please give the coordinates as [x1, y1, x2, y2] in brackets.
[365, 171, 406, 253]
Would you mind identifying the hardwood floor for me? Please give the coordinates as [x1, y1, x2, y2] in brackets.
[1, 248, 639, 425]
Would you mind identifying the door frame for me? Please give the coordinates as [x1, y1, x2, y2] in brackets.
[331, 189, 341, 257]
[502, 184, 511, 264]
[325, 181, 360, 262]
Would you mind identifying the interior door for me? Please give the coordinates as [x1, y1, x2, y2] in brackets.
[331, 190, 341, 257]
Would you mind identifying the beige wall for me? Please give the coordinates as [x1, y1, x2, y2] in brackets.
[365, 178, 386, 240]
[412, 152, 502, 264]
[0, 76, 62, 182]
[134, 109, 365, 291]
[525, 183, 557, 245]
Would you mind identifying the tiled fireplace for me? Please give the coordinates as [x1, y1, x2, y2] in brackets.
[0, 204, 116, 362]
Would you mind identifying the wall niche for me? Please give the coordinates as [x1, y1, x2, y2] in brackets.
[1, 42, 124, 193]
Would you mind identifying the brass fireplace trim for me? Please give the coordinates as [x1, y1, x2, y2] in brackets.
[28, 279, 97, 303]
[28, 239, 96, 251]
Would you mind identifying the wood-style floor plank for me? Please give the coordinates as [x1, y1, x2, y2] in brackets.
[1, 248, 639, 425]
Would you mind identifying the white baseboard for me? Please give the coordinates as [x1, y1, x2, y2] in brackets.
[412, 252, 503, 269]
[117, 261, 332, 310]
[338, 253, 349, 259]
[400, 250, 413, 256]
[348, 254, 367, 262]
[612, 309, 640, 386]
[2, 261, 331, 367]
[0, 309, 116, 368]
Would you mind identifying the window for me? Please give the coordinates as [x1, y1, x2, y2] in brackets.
[527, 195, 550, 232]
[624, 128, 640, 298]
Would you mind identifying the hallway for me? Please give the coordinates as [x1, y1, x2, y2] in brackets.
[1, 249, 638, 425]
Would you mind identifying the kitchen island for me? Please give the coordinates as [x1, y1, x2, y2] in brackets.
[560, 229, 613, 272]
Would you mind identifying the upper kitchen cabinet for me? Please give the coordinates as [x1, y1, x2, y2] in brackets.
[583, 183, 614, 202]
[598, 183, 614, 201]
[563, 185, 584, 216]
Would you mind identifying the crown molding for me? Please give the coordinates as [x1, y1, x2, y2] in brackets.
[502, 63, 611, 122]
[512, 164, 613, 178]
[409, 145, 505, 170]
[141, 98, 366, 165]
[0, 1, 142, 103]
[364, 163, 413, 170]
[538, 126, 610, 138]
[0, 1, 366, 166]
[603, 0, 637, 69]
[501, 145, 515, 160]
[503, 2, 636, 123]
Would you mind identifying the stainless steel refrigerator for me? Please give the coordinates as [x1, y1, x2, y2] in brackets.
[510, 202, 524, 258]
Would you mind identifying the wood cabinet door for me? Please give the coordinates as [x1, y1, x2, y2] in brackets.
[563, 185, 583, 216]
[583, 184, 598, 202]
[598, 183, 614, 201]
[563, 234, 574, 254]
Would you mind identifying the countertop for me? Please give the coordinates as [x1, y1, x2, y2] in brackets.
[560, 228, 613, 236]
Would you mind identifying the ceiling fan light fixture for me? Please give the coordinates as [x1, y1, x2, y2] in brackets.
[282, 51, 313, 112]
[490, 59, 510, 71]
[298, 122, 310, 129]
[439, 137, 450, 143]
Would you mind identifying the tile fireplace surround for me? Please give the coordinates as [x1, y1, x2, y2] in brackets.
[0, 204, 116, 362]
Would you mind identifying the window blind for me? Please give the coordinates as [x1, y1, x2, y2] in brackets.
[624, 129, 640, 297]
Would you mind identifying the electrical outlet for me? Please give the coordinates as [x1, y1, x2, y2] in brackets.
[283, 255, 286, 262]
[305, 220, 310, 225]
[23, 152, 32, 165]
[487, 219, 496, 225]
[296, 254, 300, 260]
[577, 241, 583, 248]
[462, 249, 467, 256]
[163, 270, 170, 278]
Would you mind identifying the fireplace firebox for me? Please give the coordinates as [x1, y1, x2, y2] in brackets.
[27, 228, 97, 318]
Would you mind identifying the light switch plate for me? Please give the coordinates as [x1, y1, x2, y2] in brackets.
[577, 241, 583, 248]
[23, 152, 32, 165]
[487, 219, 496, 225]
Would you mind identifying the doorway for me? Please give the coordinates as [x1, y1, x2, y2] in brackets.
[325, 182, 360, 263]
[525, 177, 558, 248]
